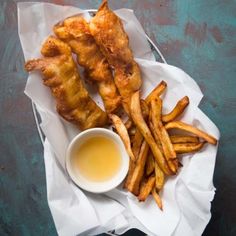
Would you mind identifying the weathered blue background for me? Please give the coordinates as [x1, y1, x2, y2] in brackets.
[0, 0, 236, 235]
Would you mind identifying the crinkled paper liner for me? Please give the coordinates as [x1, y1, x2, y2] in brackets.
[18, 2, 220, 236]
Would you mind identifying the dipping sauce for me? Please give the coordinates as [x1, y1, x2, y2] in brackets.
[72, 136, 122, 182]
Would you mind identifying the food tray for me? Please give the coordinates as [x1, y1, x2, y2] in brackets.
[31, 9, 167, 236]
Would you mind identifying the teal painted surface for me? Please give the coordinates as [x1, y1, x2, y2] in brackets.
[0, 0, 235, 235]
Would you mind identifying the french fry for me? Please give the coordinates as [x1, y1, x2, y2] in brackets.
[132, 129, 144, 159]
[165, 121, 217, 145]
[127, 141, 149, 195]
[130, 91, 172, 175]
[125, 119, 133, 130]
[124, 159, 135, 189]
[125, 99, 149, 130]
[149, 122, 163, 153]
[154, 162, 165, 191]
[148, 101, 164, 153]
[173, 142, 206, 154]
[146, 153, 155, 176]
[149, 109, 165, 190]
[109, 114, 135, 161]
[170, 135, 199, 144]
[125, 81, 215, 209]
[151, 97, 162, 122]
[158, 123, 178, 173]
[145, 81, 167, 105]
[149, 105, 166, 187]
[131, 100, 149, 160]
[138, 175, 156, 201]
[128, 126, 136, 136]
[152, 188, 163, 211]
[162, 96, 189, 123]
[151, 98, 178, 174]
[140, 99, 149, 120]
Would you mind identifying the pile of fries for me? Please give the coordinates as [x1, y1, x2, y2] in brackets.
[110, 81, 217, 210]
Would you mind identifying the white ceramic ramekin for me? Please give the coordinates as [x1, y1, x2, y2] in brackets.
[66, 128, 129, 193]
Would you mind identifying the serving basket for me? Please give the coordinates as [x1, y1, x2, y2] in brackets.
[31, 9, 167, 236]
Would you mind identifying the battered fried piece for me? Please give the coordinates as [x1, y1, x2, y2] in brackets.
[54, 16, 121, 113]
[25, 36, 107, 130]
[90, 0, 142, 114]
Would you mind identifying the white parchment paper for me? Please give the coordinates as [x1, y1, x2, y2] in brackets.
[18, 2, 220, 236]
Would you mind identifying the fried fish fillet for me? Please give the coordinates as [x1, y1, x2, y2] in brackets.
[54, 16, 121, 114]
[25, 36, 107, 130]
[90, 0, 142, 115]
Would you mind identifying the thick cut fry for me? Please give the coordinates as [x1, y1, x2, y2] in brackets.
[130, 91, 172, 175]
[124, 99, 149, 132]
[173, 142, 206, 154]
[132, 129, 144, 159]
[90, 0, 142, 114]
[140, 99, 149, 120]
[131, 100, 149, 159]
[151, 98, 178, 174]
[170, 135, 199, 144]
[145, 81, 167, 105]
[127, 141, 149, 195]
[146, 153, 155, 176]
[162, 96, 189, 123]
[54, 16, 121, 114]
[25, 36, 107, 130]
[158, 123, 178, 172]
[128, 126, 136, 136]
[138, 175, 156, 201]
[148, 107, 165, 192]
[124, 159, 135, 189]
[149, 122, 163, 153]
[165, 121, 217, 145]
[155, 162, 165, 191]
[109, 114, 135, 161]
[152, 189, 163, 211]
[125, 119, 133, 130]
[148, 101, 163, 152]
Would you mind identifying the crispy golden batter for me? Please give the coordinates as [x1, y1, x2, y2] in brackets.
[53, 16, 121, 114]
[25, 36, 107, 130]
[90, 0, 142, 114]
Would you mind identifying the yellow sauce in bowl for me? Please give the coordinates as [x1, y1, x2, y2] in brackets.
[72, 136, 122, 182]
